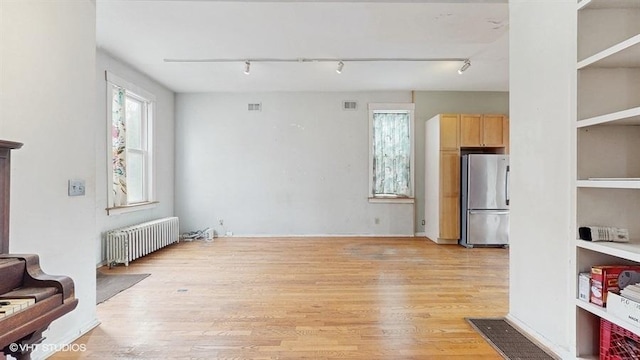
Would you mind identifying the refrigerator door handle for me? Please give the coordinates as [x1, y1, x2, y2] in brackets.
[469, 210, 510, 215]
[505, 165, 510, 206]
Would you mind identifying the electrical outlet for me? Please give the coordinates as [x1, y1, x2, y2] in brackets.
[219, 219, 224, 226]
[68, 179, 85, 196]
[421, 220, 426, 226]
[374, 217, 380, 224]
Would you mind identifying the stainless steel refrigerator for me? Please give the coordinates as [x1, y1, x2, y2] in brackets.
[460, 154, 510, 248]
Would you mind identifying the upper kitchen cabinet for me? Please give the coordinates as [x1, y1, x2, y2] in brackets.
[460, 114, 509, 150]
[439, 113, 461, 150]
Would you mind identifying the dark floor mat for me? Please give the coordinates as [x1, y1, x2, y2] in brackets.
[96, 272, 149, 304]
[467, 318, 558, 360]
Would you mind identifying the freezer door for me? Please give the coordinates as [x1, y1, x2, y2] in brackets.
[467, 210, 509, 245]
[467, 154, 509, 210]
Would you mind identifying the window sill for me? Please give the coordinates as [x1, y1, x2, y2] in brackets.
[368, 197, 415, 204]
[107, 201, 159, 216]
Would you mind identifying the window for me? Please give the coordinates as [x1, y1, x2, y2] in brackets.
[368, 103, 415, 203]
[106, 72, 155, 213]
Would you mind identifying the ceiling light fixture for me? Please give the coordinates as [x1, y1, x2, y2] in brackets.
[165, 57, 468, 64]
[164, 57, 471, 74]
[458, 59, 471, 74]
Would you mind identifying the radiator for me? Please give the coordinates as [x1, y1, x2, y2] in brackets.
[106, 217, 179, 267]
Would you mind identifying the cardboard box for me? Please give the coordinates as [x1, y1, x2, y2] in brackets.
[607, 292, 640, 328]
[590, 266, 640, 306]
[579, 272, 591, 302]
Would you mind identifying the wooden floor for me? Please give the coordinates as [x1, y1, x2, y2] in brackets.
[51, 237, 509, 359]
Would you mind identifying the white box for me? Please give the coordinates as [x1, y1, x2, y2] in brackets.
[579, 272, 591, 302]
[607, 292, 640, 327]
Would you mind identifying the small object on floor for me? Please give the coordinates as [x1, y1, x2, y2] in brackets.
[180, 227, 214, 242]
[466, 318, 558, 359]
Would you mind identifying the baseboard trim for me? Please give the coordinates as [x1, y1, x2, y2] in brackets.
[220, 234, 417, 238]
[425, 236, 458, 245]
[505, 314, 569, 360]
[97, 233, 431, 265]
[33, 318, 101, 360]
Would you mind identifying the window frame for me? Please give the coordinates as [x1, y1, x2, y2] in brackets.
[368, 103, 415, 204]
[105, 71, 157, 215]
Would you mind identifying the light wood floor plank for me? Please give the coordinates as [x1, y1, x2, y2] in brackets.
[51, 237, 508, 359]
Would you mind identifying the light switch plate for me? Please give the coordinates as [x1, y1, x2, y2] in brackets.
[68, 179, 85, 196]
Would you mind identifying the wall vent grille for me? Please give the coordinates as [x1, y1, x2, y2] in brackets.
[343, 101, 357, 111]
[248, 103, 262, 111]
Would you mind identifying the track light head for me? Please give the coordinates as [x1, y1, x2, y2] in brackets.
[336, 61, 344, 74]
[458, 59, 471, 74]
[244, 61, 250, 75]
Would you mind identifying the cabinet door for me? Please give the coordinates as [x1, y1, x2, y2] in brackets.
[482, 115, 507, 147]
[460, 114, 482, 147]
[503, 117, 510, 153]
[439, 114, 460, 150]
[439, 150, 460, 239]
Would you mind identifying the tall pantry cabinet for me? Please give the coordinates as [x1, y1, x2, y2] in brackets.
[425, 114, 461, 244]
[425, 114, 509, 244]
[573, 0, 640, 357]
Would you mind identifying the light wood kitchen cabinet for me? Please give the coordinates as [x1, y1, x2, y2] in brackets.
[460, 114, 509, 148]
[425, 114, 461, 244]
[425, 113, 509, 245]
[439, 114, 460, 150]
[439, 114, 462, 239]
[439, 150, 460, 240]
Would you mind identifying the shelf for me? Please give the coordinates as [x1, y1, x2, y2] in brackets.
[578, 34, 640, 69]
[576, 238, 640, 263]
[578, 0, 640, 10]
[576, 179, 640, 189]
[576, 299, 640, 335]
[577, 107, 640, 127]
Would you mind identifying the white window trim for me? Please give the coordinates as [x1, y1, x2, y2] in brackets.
[105, 71, 157, 215]
[106, 201, 160, 216]
[106, 71, 155, 101]
[368, 103, 415, 204]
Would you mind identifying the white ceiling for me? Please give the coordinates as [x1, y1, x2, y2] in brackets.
[96, 0, 509, 93]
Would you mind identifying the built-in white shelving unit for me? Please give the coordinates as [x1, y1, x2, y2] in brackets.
[574, 0, 640, 357]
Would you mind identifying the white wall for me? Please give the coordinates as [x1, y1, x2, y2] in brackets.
[413, 91, 509, 234]
[94, 49, 176, 265]
[0, 0, 99, 357]
[175, 92, 415, 237]
[508, 0, 574, 356]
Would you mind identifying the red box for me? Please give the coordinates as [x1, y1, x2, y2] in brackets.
[600, 318, 640, 360]
[591, 266, 640, 306]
